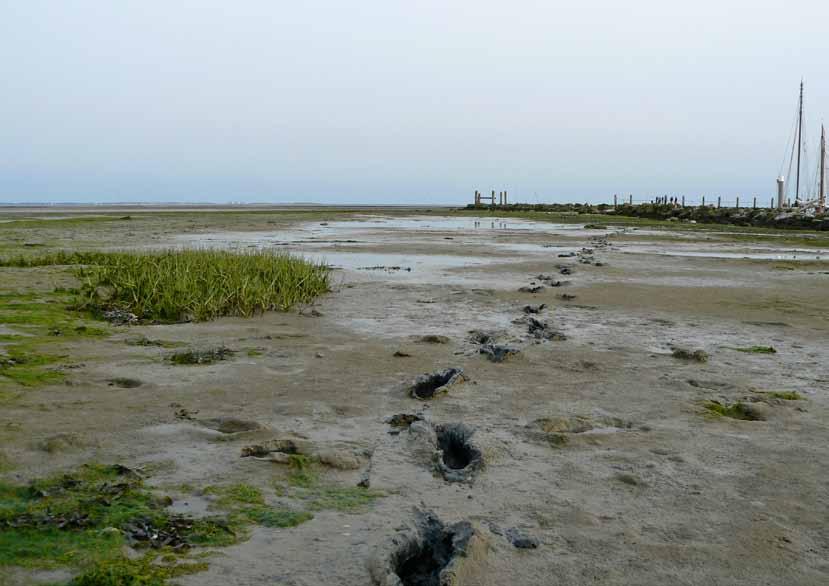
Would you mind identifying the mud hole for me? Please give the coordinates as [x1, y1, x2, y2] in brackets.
[369, 510, 480, 586]
[410, 368, 465, 400]
[434, 423, 483, 482]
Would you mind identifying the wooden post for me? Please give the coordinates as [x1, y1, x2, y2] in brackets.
[614, 194, 617, 207]
[504, 190, 508, 205]
[753, 196, 757, 209]
[702, 196, 705, 207]
[736, 196, 740, 209]
[770, 197, 774, 209]
[629, 194, 633, 205]
[717, 196, 721, 208]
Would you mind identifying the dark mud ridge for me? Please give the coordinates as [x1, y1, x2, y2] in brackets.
[434, 423, 483, 483]
[479, 344, 519, 363]
[410, 368, 465, 400]
[527, 317, 566, 341]
[369, 510, 482, 586]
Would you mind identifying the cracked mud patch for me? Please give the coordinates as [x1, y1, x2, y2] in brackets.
[410, 368, 465, 400]
[369, 510, 482, 586]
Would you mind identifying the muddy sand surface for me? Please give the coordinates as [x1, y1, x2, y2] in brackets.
[1, 212, 828, 585]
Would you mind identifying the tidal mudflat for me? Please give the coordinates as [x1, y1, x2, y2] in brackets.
[1, 208, 827, 585]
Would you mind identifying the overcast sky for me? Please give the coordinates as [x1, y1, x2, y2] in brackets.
[2, 1, 828, 205]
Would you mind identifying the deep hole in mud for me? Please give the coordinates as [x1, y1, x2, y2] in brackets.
[397, 533, 455, 586]
[388, 512, 474, 586]
[410, 368, 463, 400]
[437, 432, 472, 469]
[434, 424, 482, 481]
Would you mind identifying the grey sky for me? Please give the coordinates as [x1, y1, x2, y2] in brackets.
[2, 0, 828, 204]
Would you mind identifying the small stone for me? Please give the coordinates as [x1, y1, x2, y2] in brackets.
[505, 527, 539, 549]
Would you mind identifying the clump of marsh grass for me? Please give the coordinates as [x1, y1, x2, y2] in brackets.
[0, 250, 112, 268]
[671, 347, 709, 362]
[70, 249, 329, 322]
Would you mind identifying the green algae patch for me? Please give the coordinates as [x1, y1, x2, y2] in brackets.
[0, 464, 233, 584]
[0, 291, 111, 393]
[202, 483, 313, 531]
[764, 391, 804, 400]
[276, 459, 385, 513]
[703, 400, 765, 421]
[68, 555, 208, 586]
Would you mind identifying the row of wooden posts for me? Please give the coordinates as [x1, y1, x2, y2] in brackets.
[619, 194, 782, 210]
[474, 190, 508, 205]
[475, 191, 790, 210]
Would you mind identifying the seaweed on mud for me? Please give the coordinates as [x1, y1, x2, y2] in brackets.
[0, 463, 237, 575]
[434, 423, 483, 482]
[703, 400, 766, 421]
[387, 413, 424, 428]
[410, 368, 465, 400]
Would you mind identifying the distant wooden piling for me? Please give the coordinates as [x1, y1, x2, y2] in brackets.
[717, 196, 721, 208]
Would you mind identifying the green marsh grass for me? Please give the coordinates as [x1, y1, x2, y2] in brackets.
[69, 249, 330, 322]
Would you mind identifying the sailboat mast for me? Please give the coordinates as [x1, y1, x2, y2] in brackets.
[795, 80, 804, 204]
[820, 125, 826, 213]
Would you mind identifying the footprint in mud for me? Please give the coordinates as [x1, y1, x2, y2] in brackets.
[198, 417, 263, 437]
[409, 368, 466, 400]
[416, 335, 450, 344]
[107, 377, 143, 389]
[434, 423, 483, 483]
[369, 510, 485, 586]
[529, 415, 636, 447]
[401, 420, 484, 483]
